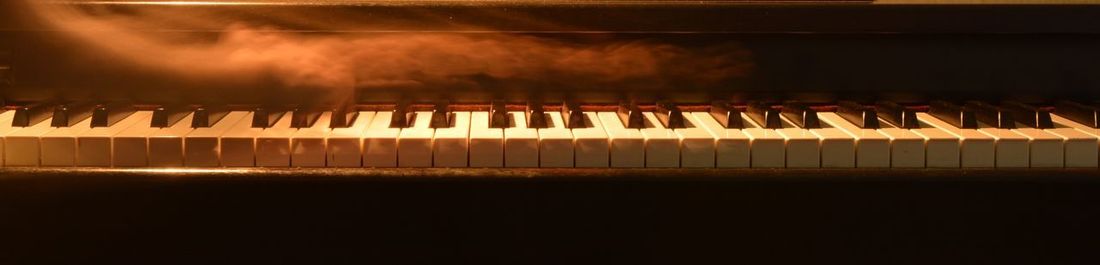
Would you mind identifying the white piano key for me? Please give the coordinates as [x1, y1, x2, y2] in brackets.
[676, 114, 716, 168]
[3, 117, 56, 166]
[1049, 114, 1100, 167]
[255, 113, 295, 167]
[76, 111, 152, 167]
[917, 113, 993, 168]
[974, 126, 1031, 168]
[327, 112, 375, 167]
[741, 113, 785, 168]
[876, 119, 926, 168]
[818, 113, 890, 168]
[220, 113, 264, 167]
[112, 114, 163, 167]
[805, 116, 856, 168]
[504, 111, 538, 167]
[1005, 127, 1062, 168]
[689, 112, 750, 168]
[907, 118, 961, 168]
[597, 112, 644, 168]
[538, 112, 574, 168]
[469, 111, 503, 167]
[433, 111, 470, 168]
[0, 111, 15, 167]
[147, 113, 196, 167]
[363, 111, 401, 167]
[776, 117, 820, 168]
[640, 112, 680, 168]
[0, 110, 11, 122]
[40, 115, 94, 167]
[1067, 117, 1100, 137]
[572, 112, 610, 168]
[291, 112, 332, 167]
[184, 111, 249, 167]
[397, 111, 434, 168]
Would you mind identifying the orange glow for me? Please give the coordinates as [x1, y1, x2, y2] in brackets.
[55, 1, 300, 5]
[93, 168, 252, 174]
[28, 0, 754, 102]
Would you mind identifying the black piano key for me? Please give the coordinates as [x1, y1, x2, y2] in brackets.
[526, 101, 548, 129]
[51, 102, 95, 127]
[654, 101, 686, 129]
[329, 103, 359, 128]
[745, 101, 781, 129]
[928, 100, 978, 129]
[617, 101, 645, 129]
[875, 100, 919, 129]
[561, 101, 585, 129]
[709, 100, 744, 129]
[150, 103, 187, 128]
[429, 101, 452, 128]
[489, 101, 510, 128]
[191, 105, 229, 128]
[780, 101, 820, 129]
[388, 103, 412, 128]
[252, 106, 287, 128]
[1054, 100, 1099, 128]
[90, 102, 136, 128]
[290, 107, 323, 128]
[836, 101, 879, 129]
[11, 103, 51, 127]
[1001, 101, 1053, 129]
[965, 101, 1015, 129]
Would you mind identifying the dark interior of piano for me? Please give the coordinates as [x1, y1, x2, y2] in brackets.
[2, 1, 1100, 263]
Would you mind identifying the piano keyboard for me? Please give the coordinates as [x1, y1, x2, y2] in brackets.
[1, 102, 1099, 169]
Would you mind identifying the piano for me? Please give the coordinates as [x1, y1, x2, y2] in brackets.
[2, 1, 1099, 263]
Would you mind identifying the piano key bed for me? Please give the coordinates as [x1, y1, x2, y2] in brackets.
[1, 102, 1099, 171]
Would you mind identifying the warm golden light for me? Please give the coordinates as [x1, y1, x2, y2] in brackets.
[98, 168, 252, 174]
[27, 0, 753, 103]
[56, 1, 299, 6]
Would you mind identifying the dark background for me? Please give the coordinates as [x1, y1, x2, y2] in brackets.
[2, 169, 1099, 264]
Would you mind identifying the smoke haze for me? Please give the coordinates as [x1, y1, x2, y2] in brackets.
[26, 1, 754, 102]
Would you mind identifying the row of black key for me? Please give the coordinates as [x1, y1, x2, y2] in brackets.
[4, 100, 1099, 130]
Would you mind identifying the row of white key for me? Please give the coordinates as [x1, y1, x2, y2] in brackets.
[1, 109, 1099, 168]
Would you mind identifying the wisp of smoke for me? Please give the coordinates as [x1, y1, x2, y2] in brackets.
[26, 1, 754, 102]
